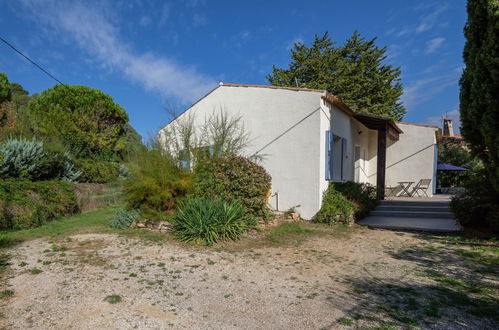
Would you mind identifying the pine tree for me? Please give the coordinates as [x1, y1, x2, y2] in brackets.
[267, 31, 405, 120]
[460, 0, 499, 193]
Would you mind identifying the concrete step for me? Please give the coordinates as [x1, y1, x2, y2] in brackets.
[358, 216, 462, 232]
[379, 200, 451, 207]
[376, 205, 450, 212]
[370, 210, 455, 219]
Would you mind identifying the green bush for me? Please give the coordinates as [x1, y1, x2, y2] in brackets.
[451, 169, 499, 234]
[124, 149, 191, 220]
[0, 137, 44, 179]
[315, 185, 357, 225]
[0, 180, 79, 230]
[109, 209, 140, 229]
[172, 197, 256, 245]
[75, 159, 119, 183]
[27, 84, 129, 161]
[0, 137, 81, 182]
[193, 156, 271, 217]
[332, 181, 379, 219]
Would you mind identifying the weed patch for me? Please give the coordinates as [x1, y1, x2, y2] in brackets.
[104, 295, 122, 304]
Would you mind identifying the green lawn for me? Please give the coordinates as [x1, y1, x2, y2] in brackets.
[0, 206, 168, 249]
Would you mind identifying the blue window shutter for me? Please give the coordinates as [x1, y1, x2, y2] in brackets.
[325, 130, 332, 180]
[341, 138, 347, 180]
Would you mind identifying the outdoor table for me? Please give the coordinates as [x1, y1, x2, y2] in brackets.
[398, 181, 414, 197]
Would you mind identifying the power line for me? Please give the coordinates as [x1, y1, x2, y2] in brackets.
[0, 35, 67, 86]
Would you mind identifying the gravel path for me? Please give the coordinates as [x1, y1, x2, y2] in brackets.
[1, 227, 496, 329]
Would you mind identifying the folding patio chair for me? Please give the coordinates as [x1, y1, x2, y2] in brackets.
[385, 184, 402, 197]
[411, 179, 431, 197]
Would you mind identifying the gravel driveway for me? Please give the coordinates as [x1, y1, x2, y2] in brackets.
[1, 225, 497, 329]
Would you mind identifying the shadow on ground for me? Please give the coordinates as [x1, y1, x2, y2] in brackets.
[324, 238, 499, 329]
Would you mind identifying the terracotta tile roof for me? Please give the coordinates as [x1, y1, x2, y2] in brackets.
[398, 122, 439, 129]
[220, 82, 324, 92]
[321, 92, 354, 116]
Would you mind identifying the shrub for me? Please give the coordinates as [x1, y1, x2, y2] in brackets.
[332, 182, 379, 219]
[0, 138, 44, 179]
[109, 209, 140, 229]
[0, 180, 79, 230]
[75, 159, 119, 183]
[315, 185, 357, 225]
[0, 137, 81, 182]
[193, 156, 271, 217]
[124, 148, 191, 220]
[27, 84, 129, 161]
[451, 168, 499, 234]
[172, 197, 256, 245]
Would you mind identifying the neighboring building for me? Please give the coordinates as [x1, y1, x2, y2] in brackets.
[160, 83, 439, 219]
[438, 117, 468, 150]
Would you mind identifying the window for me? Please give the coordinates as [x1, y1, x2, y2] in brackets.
[179, 149, 190, 170]
[325, 130, 333, 180]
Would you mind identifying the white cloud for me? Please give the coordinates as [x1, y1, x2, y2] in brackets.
[389, 5, 449, 38]
[402, 70, 460, 111]
[18, 0, 216, 104]
[241, 31, 251, 41]
[158, 3, 171, 27]
[425, 37, 445, 54]
[286, 36, 304, 51]
[192, 13, 207, 27]
[139, 15, 152, 27]
[416, 5, 448, 33]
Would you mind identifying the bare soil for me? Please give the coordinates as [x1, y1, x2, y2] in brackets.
[1, 226, 497, 329]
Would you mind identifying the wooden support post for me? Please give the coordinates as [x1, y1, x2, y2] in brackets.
[377, 126, 387, 200]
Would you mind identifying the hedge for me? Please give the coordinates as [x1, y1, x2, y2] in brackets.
[0, 180, 79, 230]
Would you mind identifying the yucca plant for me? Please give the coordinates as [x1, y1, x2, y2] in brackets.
[109, 209, 140, 229]
[172, 197, 256, 245]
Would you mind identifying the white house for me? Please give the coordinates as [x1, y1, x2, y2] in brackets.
[160, 83, 439, 219]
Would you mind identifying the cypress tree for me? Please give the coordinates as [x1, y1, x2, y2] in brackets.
[267, 31, 405, 120]
[460, 0, 499, 193]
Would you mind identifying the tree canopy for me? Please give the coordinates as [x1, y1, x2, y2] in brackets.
[0, 73, 11, 104]
[27, 84, 130, 161]
[267, 31, 405, 121]
[459, 0, 499, 194]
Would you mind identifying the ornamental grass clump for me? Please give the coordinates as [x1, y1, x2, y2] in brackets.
[109, 209, 140, 229]
[124, 147, 191, 220]
[171, 197, 256, 246]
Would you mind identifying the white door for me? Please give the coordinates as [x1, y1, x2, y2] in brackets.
[354, 145, 361, 182]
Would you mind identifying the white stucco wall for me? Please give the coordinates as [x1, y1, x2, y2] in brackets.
[160, 85, 439, 219]
[318, 101, 374, 211]
[160, 85, 324, 219]
[385, 123, 438, 195]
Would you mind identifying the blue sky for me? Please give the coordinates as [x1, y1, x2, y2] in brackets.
[0, 0, 466, 138]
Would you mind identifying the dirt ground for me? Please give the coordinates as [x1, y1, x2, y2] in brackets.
[1, 225, 497, 329]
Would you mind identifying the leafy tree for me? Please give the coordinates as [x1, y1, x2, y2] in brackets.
[459, 0, 499, 194]
[0, 72, 11, 103]
[267, 31, 405, 120]
[438, 143, 481, 187]
[27, 84, 129, 161]
[452, 0, 499, 234]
